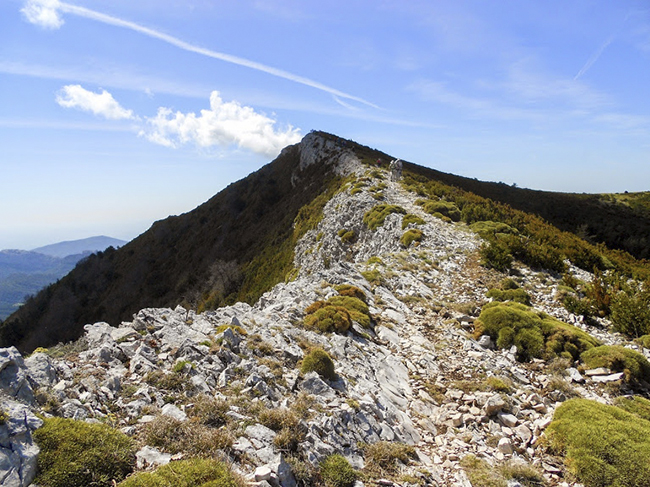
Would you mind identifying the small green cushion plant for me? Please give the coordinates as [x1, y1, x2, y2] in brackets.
[547, 398, 650, 487]
[300, 348, 336, 381]
[474, 302, 600, 361]
[34, 417, 135, 487]
[118, 458, 244, 487]
[320, 454, 358, 487]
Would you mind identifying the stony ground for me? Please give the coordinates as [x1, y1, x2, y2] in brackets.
[1, 136, 647, 486]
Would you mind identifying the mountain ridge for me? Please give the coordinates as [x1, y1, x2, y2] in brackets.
[1, 146, 649, 486]
[2, 131, 649, 355]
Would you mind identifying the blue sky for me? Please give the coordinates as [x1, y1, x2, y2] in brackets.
[2, 0, 649, 249]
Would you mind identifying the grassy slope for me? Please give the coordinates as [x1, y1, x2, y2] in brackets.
[402, 163, 650, 260]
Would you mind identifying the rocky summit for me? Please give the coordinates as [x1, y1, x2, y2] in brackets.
[1, 132, 649, 487]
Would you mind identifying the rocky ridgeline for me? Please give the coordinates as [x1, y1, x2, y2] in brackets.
[0, 136, 646, 486]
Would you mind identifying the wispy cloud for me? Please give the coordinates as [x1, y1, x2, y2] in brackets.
[20, 0, 377, 109]
[56, 85, 136, 120]
[21, 0, 63, 29]
[574, 35, 615, 80]
[140, 91, 302, 157]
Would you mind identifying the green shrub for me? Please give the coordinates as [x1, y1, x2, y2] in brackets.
[320, 454, 358, 487]
[334, 284, 367, 302]
[469, 221, 518, 238]
[363, 204, 406, 230]
[501, 278, 519, 290]
[486, 288, 531, 305]
[402, 214, 426, 229]
[419, 200, 461, 222]
[34, 417, 135, 487]
[474, 302, 600, 362]
[300, 348, 336, 380]
[581, 345, 650, 386]
[304, 291, 371, 331]
[479, 241, 513, 272]
[614, 396, 650, 422]
[118, 458, 244, 487]
[337, 229, 356, 244]
[361, 269, 384, 286]
[400, 229, 424, 248]
[610, 286, 650, 338]
[547, 398, 650, 487]
[304, 305, 352, 333]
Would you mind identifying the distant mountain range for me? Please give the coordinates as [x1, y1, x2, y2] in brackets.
[0, 236, 126, 319]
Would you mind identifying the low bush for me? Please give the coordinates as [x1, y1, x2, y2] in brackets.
[300, 348, 336, 380]
[419, 200, 461, 222]
[334, 284, 367, 302]
[486, 288, 531, 305]
[337, 229, 356, 244]
[118, 458, 244, 487]
[304, 291, 371, 331]
[320, 454, 358, 487]
[479, 241, 513, 272]
[581, 345, 650, 387]
[363, 204, 406, 230]
[610, 285, 650, 338]
[546, 398, 650, 487]
[34, 417, 135, 487]
[304, 304, 352, 333]
[402, 213, 426, 229]
[474, 302, 600, 362]
[469, 221, 518, 238]
[327, 295, 370, 327]
[400, 229, 424, 248]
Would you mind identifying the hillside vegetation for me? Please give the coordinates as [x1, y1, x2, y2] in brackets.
[2, 131, 650, 354]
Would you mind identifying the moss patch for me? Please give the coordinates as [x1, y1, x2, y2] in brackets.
[402, 213, 426, 229]
[300, 348, 336, 380]
[474, 302, 600, 361]
[547, 398, 650, 487]
[320, 454, 358, 487]
[400, 229, 424, 248]
[363, 204, 406, 230]
[34, 417, 135, 487]
[418, 199, 461, 222]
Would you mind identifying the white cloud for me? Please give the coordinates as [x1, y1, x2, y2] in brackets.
[56, 85, 135, 120]
[141, 91, 302, 157]
[21, 0, 64, 29]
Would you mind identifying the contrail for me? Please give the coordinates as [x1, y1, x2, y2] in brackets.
[574, 35, 614, 80]
[56, 2, 378, 109]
